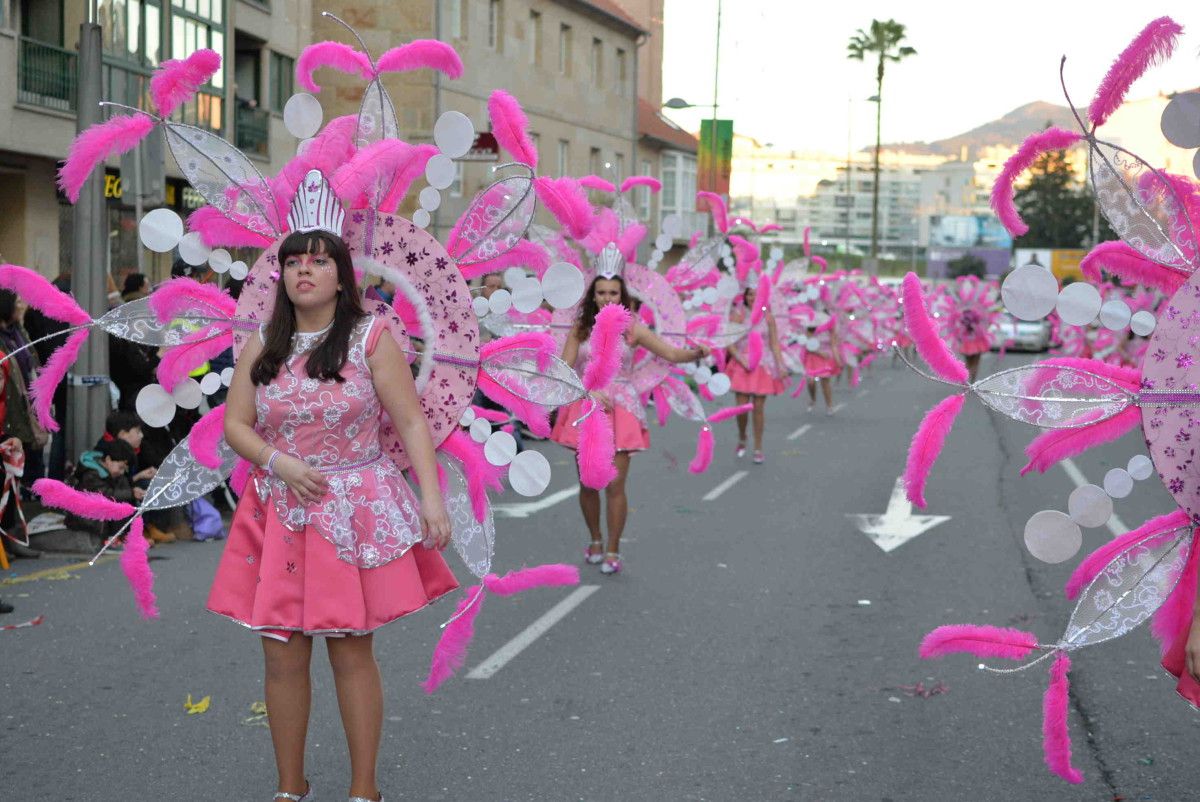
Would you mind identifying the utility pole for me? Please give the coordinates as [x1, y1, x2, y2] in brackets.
[69, 4, 111, 461]
[710, 0, 722, 206]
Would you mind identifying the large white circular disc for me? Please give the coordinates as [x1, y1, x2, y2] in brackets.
[483, 430, 518, 466]
[1024, 510, 1083, 564]
[1130, 310, 1157, 336]
[661, 213, 682, 238]
[220, 366, 235, 387]
[1056, 282, 1102, 327]
[1103, 468, 1134, 499]
[1098, 299, 1131, 330]
[502, 266, 526, 288]
[700, 287, 719, 305]
[508, 449, 551, 496]
[542, 262, 585, 309]
[654, 233, 672, 252]
[209, 248, 232, 274]
[695, 365, 713, 383]
[172, 377, 203, 409]
[229, 260, 249, 281]
[199, 371, 223, 396]
[1001, 264, 1058, 321]
[469, 417, 492, 443]
[1128, 454, 1154, 481]
[433, 111, 475, 159]
[135, 384, 177, 428]
[708, 372, 731, 396]
[488, 288, 513, 315]
[459, 407, 477, 427]
[418, 186, 442, 212]
[770, 247, 784, 261]
[178, 231, 211, 266]
[511, 277, 544, 313]
[472, 296, 491, 317]
[412, 208, 431, 229]
[716, 275, 740, 298]
[283, 93, 323, 139]
[1161, 92, 1200, 149]
[1068, 483, 1113, 528]
[806, 337, 820, 350]
[139, 208, 184, 253]
[425, 154, 456, 189]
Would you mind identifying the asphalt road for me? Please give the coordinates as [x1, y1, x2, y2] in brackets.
[2, 351, 1197, 801]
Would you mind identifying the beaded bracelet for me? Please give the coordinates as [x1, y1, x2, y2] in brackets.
[266, 450, 281, 475]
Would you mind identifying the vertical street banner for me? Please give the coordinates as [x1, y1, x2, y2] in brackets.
[697, 118, 733, 203]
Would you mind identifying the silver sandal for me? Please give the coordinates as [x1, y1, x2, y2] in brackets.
[348, 795, 384, 802]
[274, 781, 312, 801]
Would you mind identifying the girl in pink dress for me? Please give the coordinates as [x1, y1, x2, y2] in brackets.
[551, 274, 708, 574]
[725, 285, 787, 463]
[208, 228, 456, 802]
[802, 315, 842, 414]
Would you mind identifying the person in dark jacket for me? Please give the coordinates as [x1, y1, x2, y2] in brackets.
[65, 439, 137, 543]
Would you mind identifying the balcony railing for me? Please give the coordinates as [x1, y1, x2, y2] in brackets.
[235, 103, 270, 159]
[18, 37, 77, 112]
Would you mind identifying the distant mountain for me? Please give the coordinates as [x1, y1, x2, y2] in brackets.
[876, 101, 1077, 158]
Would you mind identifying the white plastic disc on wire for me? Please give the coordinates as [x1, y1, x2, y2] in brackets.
[716, 275, 739, 298]
[707, 372, 731, 396]
[502, 266, 526, 288]
[770, 247, 784, 261]
[412, 208, 431, 229]
[220, 366, 234, 386]
[654, 233, 672, 252]
[679, 360, 697, 375]
[472, 296, 490, 317]
[805, 286, 820, 301]
[229, 260, 249, 281]
[508, 449, 551, 497]
[172, 377, 203, 409]
[178, 231, 211, 266]
[488, 288, 513, 315]
[1024, 510, 1082, 564]
[1068, 484, 1113, 528]
[418, 186, 442, 212]
[806, 337, 820, 350]
[1001, 263, 1058, 321]
[209, 248, 233, 274]
[1194, 149, 1200, 181]
[433, 111, 475, 159]
[459, 407, 477, 427]
[1130, 310, 1157, 336]
[1103, 468, 1134, 499]
[425, 154, 456, 189]
[283, 92, 323, 139]
[721, 256, 734, 269]
[199, 371, 223, 396]
[1056, 282, 1102, 326]
[1161, 92, 1200, 149]
[296, 137, 315, 157]
[469, 417, 492, 443]
[483, 430, 518, 467]
[695, 365, 713, 383]
[136, 384, 177, 428]
[1128, 454, 1154, 481]
[1098, 299, 1131, 330]
[720, 243, 732, 259]
[511, 277, 544, 314]
[661, 213, 682, 238]
[542, 262, 585, 309]
[681, 297, 695, 311]
[139, 208, 184, 253]
[700, 287, 719, 305]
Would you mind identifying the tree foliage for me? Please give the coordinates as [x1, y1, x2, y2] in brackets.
[1013, 147, 1114, 248]
[947, 253, 987, 279]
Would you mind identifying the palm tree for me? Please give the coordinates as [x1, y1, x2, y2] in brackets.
[847, 19, 916, 264]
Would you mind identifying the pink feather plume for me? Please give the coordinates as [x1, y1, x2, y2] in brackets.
[708, 403, 754, 424]
[582, 304, 632, 391]
[150, 48, 221, 118]
[811, 255, 828, 273]
[1065, 509, 1188, 601]
[440, 430, 505, 522]
[484, 564, 580, 595]
[33, 478, 135, 520]
[1089, 17, 1182, 129]
[460, 239, 551, 281]
[487, 90, 539, 168]
[533, 176, 593, 240]
[295, 41, 372, 93]
[156, 327, 233, 392]
[1019, 407, 1140, 476]
[59, 114, 157, 203]
[1080, 240, 1187, 294]
[376, 40, 464, 79]
[477, 333, 557, 436]
[120, 518, 159, 620]
[1153, 529, 1200, 658]
[423, 586, 485, 693]
[188, 404, 226, 470]
[332, 140, 437, 212]
[904, 394, 966, 508]
[470, 405, 510, 424]
[697, 191, 729, 233]
[919, 623, 1039, 661]
[579, 175, 616, 192]
[187, 206, 273, 249]
[652, 386, 670, 427]
[803, 227, 811, 257]
[230, 458, 252, 497]
[1043, 653, 1084, 784]
[577, 407, 618, 489]
[29, 329, 88, 432]
[620, 176, 661, 194]
[689, 425, 714, 474]
[991, 127, 1083, 236]
[902, 273, 969, 384]
[0, 263, 90, 325]
[745, 330, 764, 371]
[148, 277, 236, 323]
[751, 274, 772, 327]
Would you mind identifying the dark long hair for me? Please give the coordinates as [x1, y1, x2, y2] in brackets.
[250, 231, 365, 385]
[576, 275, 632, 341]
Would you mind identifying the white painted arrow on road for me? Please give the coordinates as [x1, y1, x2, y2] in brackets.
[493, 485, 579, 518]
[847, 477, 950, 553]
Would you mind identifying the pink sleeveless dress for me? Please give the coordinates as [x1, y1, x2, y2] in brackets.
[801, 328, 839, 378]
[550, 336, 650, 453]
[206, 316, 458, 641]
[726, 307, 787, 396]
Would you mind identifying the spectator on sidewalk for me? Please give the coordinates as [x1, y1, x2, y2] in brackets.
[65, 438, 137, 546]
[110, 275, 159, 412]
[0, 290, 48, 491]
[98, 410, 191, 544]
[21, 269, 70, 481]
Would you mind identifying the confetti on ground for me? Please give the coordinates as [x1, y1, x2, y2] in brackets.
[184, 694, 211, 715]
[773, 737, 789, 744]
[895, 681, 950, 699]
[857, 600, 871, 606]
[0, 614, 44, 631]
[242, 701, 269, 727]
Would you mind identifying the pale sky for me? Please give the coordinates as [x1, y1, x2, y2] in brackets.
[661, 2, 1200, 154]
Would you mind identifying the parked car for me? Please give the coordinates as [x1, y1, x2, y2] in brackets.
[991, 312, 1051, 352]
